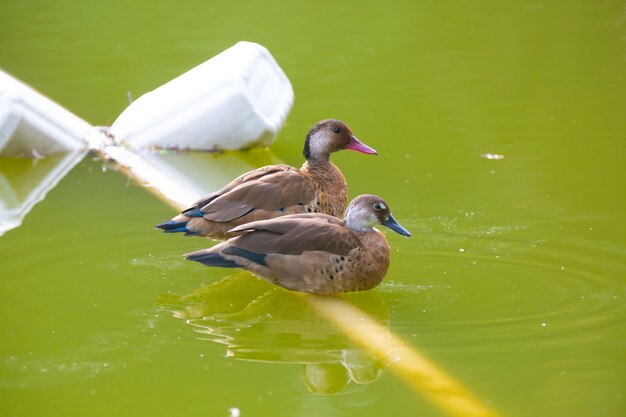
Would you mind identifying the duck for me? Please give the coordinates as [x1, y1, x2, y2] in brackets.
[155, 119, 377, 240]
[185, 194, 411, 294]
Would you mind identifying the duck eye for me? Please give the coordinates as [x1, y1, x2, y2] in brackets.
[373, 203, 382, 210]
[333, 127, 341, 134]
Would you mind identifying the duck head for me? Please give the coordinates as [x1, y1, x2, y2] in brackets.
[344, 194, 411, 237]
[303, 119, 377, 161]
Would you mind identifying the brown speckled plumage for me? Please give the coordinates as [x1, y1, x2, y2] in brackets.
[186, 195, 411, 294]
[156, 119, 376, 240]
[300, 159, 347, 216]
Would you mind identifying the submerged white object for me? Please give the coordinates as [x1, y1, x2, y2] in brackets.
[0, 71, 91, 157]
[0, 70, 100, 235]
[101, 145, 282, 211]
[110, 41, 294, 151]
[0, 150, 86, 235]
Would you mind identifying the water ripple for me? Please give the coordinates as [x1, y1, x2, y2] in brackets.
[388, 226, 625, 353]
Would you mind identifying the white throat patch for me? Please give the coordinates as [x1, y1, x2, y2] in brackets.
[345, 205, 378, 231]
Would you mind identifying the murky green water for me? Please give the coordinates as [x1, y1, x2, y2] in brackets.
[1, 1, 625, 416]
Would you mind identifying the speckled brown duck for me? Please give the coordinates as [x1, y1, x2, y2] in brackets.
[185, 194, 411, 294]
[156, 119, 377, 240]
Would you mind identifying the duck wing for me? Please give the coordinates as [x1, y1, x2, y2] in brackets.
[185, 164, 296, 212]
[199, 170, 316, 222]
[228, 215, 359, 256]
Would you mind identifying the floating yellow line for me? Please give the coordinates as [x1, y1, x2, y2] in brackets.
[304, 295, 500, 417]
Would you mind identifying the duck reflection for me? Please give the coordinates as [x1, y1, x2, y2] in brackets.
[0, 151, 85, 235]
[155, 273, 391, 395]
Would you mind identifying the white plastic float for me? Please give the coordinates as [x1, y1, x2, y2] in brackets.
[0, 41, 295, 234]
[110, 41, 294, 151]
[0, 71, 94, 235]
[0, 71, 92, 157]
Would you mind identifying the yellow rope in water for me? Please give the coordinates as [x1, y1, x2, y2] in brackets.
[304, 295, 500, 417]
[108, 152, 500, 416]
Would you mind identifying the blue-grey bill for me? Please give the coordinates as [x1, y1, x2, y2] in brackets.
[382, 214, 411, 237]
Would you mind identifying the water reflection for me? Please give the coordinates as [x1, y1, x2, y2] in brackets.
[0, 142, 281, 236]
[99, 145, 283, 210]
[0, 151, 85, 235]
[155, 273, 391, 395]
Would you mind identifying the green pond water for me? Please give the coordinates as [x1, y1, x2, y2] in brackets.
[1, 1, 625, 416]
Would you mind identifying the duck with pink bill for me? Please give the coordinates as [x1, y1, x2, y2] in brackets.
[156, 119, 377, 240]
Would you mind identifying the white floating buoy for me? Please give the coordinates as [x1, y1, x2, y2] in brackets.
[0, 71, 92, 158]
[110, 41, 294, 151]
[0, 41, 293, 234]
[0, 70, 94, 235]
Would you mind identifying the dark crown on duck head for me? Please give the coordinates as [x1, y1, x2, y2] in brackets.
[303, 119, 353, 159]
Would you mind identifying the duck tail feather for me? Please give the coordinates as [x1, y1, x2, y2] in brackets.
[155, 220, 188, 233]
[186, 251, 238, 268]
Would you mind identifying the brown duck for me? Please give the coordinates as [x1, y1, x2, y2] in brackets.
[185, 194, 411, 294]
[156, 119, 376, 240]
